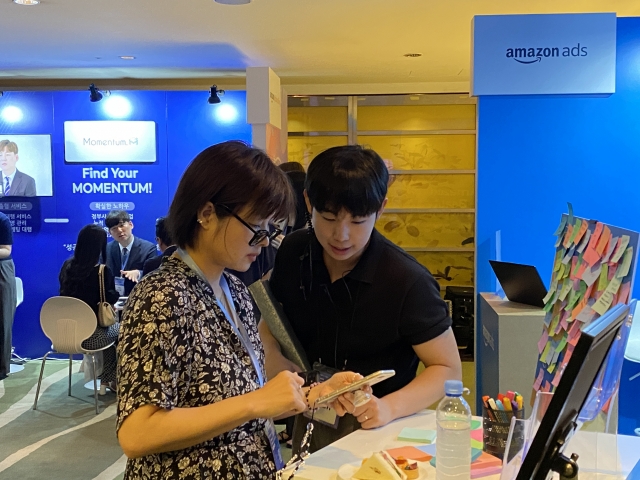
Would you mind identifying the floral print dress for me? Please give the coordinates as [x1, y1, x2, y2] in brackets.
[116, 256, 277, 479]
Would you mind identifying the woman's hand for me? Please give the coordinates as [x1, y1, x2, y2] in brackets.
[352, 395, 394, 429]
[250, 371, 307, 419]
[307, 372, 372, 416]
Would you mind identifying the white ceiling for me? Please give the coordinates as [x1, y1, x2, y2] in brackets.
[0, 0, 638, 92]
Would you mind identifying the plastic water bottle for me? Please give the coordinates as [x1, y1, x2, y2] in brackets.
[436, 380, 472, 480]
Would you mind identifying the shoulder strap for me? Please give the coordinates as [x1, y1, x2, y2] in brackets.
[98, 265, 106, 303]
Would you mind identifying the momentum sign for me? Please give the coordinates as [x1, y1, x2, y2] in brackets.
[64, 121, 157, 163]
[472, 13, 616, 95]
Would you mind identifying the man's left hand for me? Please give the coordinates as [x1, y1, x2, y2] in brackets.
[121, 269, 141, 283]
[353, 395, 394, 429]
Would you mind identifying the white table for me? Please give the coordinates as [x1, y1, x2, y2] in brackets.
[290, 410, 640, 480]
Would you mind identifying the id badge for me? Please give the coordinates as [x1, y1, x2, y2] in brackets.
[115, 277, 125, 296]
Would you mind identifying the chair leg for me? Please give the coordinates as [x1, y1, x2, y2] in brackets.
[33, 352, 52, 411]
[91, 354, 99, 415]
[68, 355, 73, 396]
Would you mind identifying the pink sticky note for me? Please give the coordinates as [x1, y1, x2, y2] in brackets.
[471, 429, 483, 442]
[552, 366, 563, 387]
[538, 331, 549, 354]
[533, 369, 544, 390]
[608, 264, 618, 281]
[471, 466, 503, 479]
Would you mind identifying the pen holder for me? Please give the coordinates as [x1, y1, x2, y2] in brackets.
[482, 406, 525, 460]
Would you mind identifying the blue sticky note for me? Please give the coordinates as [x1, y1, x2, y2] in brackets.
[397, 427, 437, 443]
[305, 446, 358, 469]
[415, 444, 437, 456]
[628, 457, 640, 480]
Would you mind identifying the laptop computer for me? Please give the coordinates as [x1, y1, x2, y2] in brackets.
[489, 260, 548, 308]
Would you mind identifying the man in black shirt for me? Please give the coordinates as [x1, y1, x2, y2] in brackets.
[0, 211, 16, 380]
[260, 145, 462, 451]
[142, 217, 177, 277]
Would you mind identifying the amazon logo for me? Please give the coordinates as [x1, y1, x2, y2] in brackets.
[506, 44, 588, 64]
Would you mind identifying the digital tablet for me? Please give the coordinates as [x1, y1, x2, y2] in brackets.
[314, 370, 395, 406]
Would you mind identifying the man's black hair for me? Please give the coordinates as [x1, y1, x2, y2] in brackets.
[155, 217, 173, 246]
[305, 145, 388, 217]
[105, 210, 131, 229]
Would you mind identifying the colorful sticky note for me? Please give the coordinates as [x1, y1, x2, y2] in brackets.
[602, 237, 619, 264]
[538, 330, 550, 354]
[581, 262, 602, 287]
[619, 281, 631, 304]
[386, 446, 433, 462]
[577, 229, 591, 254]
[598, 264, 609, 291]
[592, 277, 622, 315]
[562, 225, 575, 248]
[553, 214, 568, 236]
[568, 219, 581, 246]
[567, 203, 574, 225]
[533, 368, 544, 390]
[595, 225, 612, 256]
[471, 420, 481, 430]
[397, 428, 437, 443]
[470, 429, 483, 442]
[573, 219, 589, 247]
[583, 246, 601, 267]
[588, 222, 604, 250]
[610, 235, 630, 264]
[616, 247, 634, 280]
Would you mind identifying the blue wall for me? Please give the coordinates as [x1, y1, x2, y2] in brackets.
[0, 90, 251, 359]
[476, 17, 640, 434]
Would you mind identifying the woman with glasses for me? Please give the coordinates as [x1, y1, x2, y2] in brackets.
[116, 141, 360, 480]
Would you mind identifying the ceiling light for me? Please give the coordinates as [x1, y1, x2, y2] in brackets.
[119, 56, 135, 60]
[89, 83, 103, 103]
[13, 0, 40, 5]
[215, 0, 251, 4]
[207, 85, 225, 104]
[410, 96, 420, 101]
[404, 53, 422, 58]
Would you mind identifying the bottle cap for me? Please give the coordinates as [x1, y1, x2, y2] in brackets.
[444, 380, 464, 396]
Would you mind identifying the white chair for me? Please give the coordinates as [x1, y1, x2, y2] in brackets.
[33, 296, 114, 414]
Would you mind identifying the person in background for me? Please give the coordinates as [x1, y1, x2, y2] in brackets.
[0, 140, 36, 197]
[0, 211, 16, 380]
[59, 224, 120, 389]
[105, 210, 156, 296]
[116, 141, 362, 479]
[260, 145, 462, 452]
[142, 217, 177, 277]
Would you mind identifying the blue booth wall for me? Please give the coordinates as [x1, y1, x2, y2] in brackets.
[476, 17, 640, 434]
[0, 90, 251, 359]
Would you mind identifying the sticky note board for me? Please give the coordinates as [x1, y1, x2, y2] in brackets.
[534, 208, 639, 402]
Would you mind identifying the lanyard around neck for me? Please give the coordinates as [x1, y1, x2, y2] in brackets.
[176, 248, 265, 387]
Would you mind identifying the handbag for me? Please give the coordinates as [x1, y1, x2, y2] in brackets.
[97, 265, 117, 328]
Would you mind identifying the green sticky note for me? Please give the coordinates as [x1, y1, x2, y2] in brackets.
[471, 420, 482, 430]
[568, 219, 581, 245]
[598, 264, 609, 291]
[540, 342, 552, 364]
[397, 427, 437, 443]
[471, 439, 483, 450]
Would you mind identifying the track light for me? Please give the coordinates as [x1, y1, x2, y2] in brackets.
[89, 83, 103, 103]
[208, 85, 225, 104]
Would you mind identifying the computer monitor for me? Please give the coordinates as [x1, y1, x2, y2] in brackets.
[515, 302, 633, 480]
[489, 260, 548, 308]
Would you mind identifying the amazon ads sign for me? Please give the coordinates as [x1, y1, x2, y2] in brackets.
[471, 13, 616, 95]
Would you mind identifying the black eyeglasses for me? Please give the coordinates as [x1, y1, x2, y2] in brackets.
[215, 204, 281, 247]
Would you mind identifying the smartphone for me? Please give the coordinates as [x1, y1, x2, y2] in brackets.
[314, 370, 395, 406]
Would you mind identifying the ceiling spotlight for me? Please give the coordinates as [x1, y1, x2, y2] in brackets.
[119, 56, 135, 60]
[89, 83, 103, 103]
[208, 85, 225, 104]
[215, 0, 251, 4]
[13, 0, 40, 5]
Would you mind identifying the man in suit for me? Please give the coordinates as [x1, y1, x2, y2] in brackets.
[0, 140, 36, 197]
[142, 216, 177, 277]
[105, 210, 157, 296]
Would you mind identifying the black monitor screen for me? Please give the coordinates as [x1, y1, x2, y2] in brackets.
[516, 302, 631, 480]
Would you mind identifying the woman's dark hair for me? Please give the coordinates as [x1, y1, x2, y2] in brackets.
[305, 145, 389, 217]
[168, 141, 294, 249]
[279, 161, 305, 173]
[59, 224, 107, 296]
[286, 170, 308, 231]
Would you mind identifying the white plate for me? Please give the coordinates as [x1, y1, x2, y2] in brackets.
[337, 460, 434, 480]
